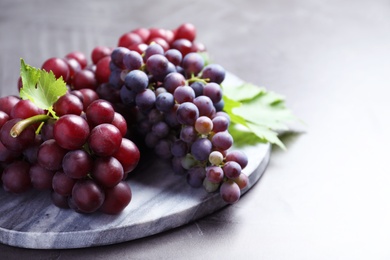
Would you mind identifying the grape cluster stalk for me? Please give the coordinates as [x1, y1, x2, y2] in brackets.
[0, 23, 249, 215]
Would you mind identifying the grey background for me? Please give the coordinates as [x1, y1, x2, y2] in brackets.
[1, 0, 390, 259]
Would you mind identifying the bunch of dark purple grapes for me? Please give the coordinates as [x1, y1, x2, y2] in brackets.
[94, 23, 250, 204]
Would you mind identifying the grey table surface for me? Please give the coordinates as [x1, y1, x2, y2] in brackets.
[1, 0, 390, 259]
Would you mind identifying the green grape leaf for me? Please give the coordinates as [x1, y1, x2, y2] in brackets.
[19, 59, 67, 115]
[222, 82, 297, 149]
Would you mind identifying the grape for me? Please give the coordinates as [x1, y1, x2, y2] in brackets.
[146, 54, 169, 80]
[164, 105, 180, 128]
[144, 43, 165, 61]
[176, 102, 199, 125]
[64, 58, 82, 85]
[135, 89, 156, 112]
[0, 118, 36, 152]
[53, 114, 90, 150]
[120, 85, 136, 105]
[201, 64, 226, 84]
[152, 121, 170, 138]
[129, 43, 148, 54]
[211, 131, 233, 150]
[52, 170, 76, 196]
[232, 173, 249, 190]
[223, 161, 242, 179]
[37, 139, 67, 171]
[29, 163, 54, 190]
[147, 108, 163, 124]
[181, 153, 198, 170]
[71, 179, 105, 213]
[10, 99, 44, 119]
[65, 51, 88, 69]
[96, 83, 121, 104]
[225, 150, 248, 169]
[163, 72, 186, 93]
[118, 32, 143, 48]
[180, 125, 198, 143]
[111, 112, 127, 137]
[111, 47, 131, 69]
[51, 191, 70, 209]
[195, 116, 213, 135]
[86, 99, 115, 126]
[0, 139, 21, 163]
[155, 92, 175, 113]
[171, 38, 192, 56]
[190, 81, 204, 97]
[99, 181, 132, 215]
[173, 86, 195, 104]
[203, 82, 222, 103]
[88, 123, 122, 156]
[175, 23, 196, 42]
[23, 135, 42, 164]
[171, 156, 187, 175]
[62, 149, 93, 179]
[193, 95, 215, 117]
[2, 160, 31, 193]
[209, 151, 224, 166]
[123, 50, 143, 70]
[171, 139, 188, 157]
[203, 178, 220, 193]
[72, 69, 97, 90]
[78, 88, 99, 109]
[220, 180, 241, 204]
[41, 57, 70, 82]
[186, 166, 206, 188]
[182, 52, 204, 77]
[131, 27, 150, 42]
[112, 138, 140, 174]
[206, 166, 224, 183]
[212, 115, 229, 133]
[124, 70, 149, 93]
[144, 132, 159, 148]
[40, 118, 55, 141]
[154, 139, 172, 160]
[91, 46, 112, 64]
[191, 138, 212, 161]
[92, 157, 124, 188]
[0, 95, 20, 116]
[53, 93, 83, 116]
[165, 49, 182, 66]
[95, 56, 111, 83]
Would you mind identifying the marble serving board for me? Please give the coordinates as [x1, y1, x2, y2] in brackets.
[0, 142, 270, 249]
[0, 72, 272, 249]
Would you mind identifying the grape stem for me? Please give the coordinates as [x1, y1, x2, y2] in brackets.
[10, 114, 51, 137]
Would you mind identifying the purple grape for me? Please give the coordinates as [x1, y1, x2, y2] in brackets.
[186, 166, 206, 188]
[211, 131, 233, 150]
[203, 82, 222, 103]
[223, 161, 242, 179]
[220, 180, 240, 204]
[201, 64, 226, 84]
[176, 102, 199, 125]
[174, 86, 195, 104]
[191, 138, 212, 161]
[123, 50, 143, 70]
[124, 70, 149, 93]
[135, 89, 156, 111]
[155, 92, 175, 112]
